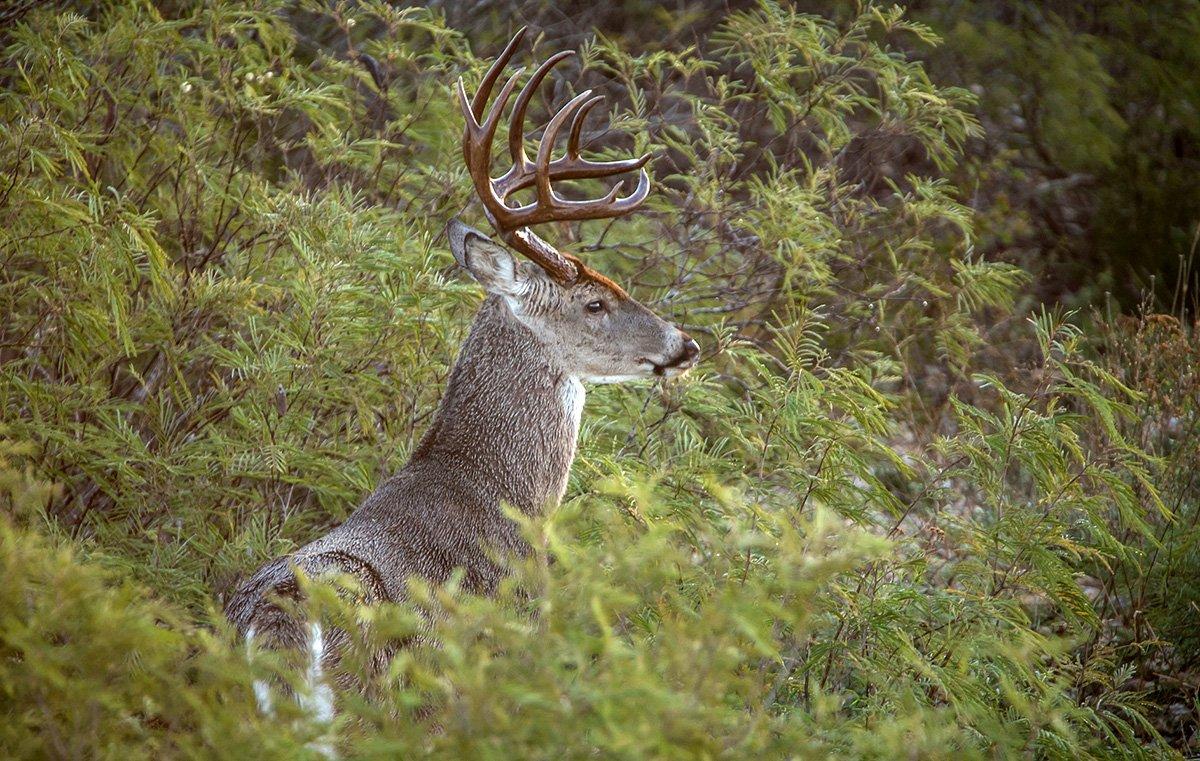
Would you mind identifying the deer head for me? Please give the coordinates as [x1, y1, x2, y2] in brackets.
[449, 29, 699, 383]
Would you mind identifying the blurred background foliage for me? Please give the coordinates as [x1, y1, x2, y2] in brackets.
[912, 0, 1200, 310]
[0, 0, 1196, 757]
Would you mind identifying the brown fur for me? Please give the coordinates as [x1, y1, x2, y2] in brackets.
[224, 222, 698, 680]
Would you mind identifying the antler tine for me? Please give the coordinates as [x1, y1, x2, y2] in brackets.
[458, 28, 652, 284]
[534, 90, 597, 210]
[489, 70, 526, 134]
[496, 53, 645, 196]
[469, 27, 527, 122]
[497, 95, 652, 195]
[531, 91, 652, 221]
[566, 95, 605, 159]
[507, 50, 575, 167]
[563, 100, 653, 184]
[501, 50, 648, 186]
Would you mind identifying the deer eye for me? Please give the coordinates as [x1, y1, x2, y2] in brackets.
[584, 300, 605, 314]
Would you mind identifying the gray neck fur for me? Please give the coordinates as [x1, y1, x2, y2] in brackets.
[411, 294, 582, 517]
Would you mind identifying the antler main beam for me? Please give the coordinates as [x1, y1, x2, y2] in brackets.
[457, 27, 651, 284]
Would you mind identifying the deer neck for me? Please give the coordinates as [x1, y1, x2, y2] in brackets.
[410, 295, 583, 515]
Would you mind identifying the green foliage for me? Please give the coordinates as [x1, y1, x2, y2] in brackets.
[1089, 310, 1200, 746]
[0, 457, 330, 757]
[1, 0, 471, 608]
[0, 1, 1184, 757]
[919, 0, 1200, 306]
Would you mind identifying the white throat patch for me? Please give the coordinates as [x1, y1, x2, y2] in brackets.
[559, 376, 585, 433]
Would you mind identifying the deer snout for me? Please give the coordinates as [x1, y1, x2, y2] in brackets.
[651, 331, 700, 377]
[678, 335, 700, 366]
[676, 333, 700, 369]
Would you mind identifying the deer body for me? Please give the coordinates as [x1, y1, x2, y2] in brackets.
[226, 294, 584, 642]
[224, 29, 698, 691]
[226, 228, 696, 668]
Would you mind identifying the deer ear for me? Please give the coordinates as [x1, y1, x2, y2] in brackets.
[447, 219, 521, 295]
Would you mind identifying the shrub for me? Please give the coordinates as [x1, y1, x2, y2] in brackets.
[916, 0, 1200, 308]
[1090, 308, 1200, 747]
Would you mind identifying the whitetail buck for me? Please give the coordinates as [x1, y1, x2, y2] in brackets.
[226, 29, 698, 689]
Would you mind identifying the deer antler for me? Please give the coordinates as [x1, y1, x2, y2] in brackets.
[457, 27, 651, 284]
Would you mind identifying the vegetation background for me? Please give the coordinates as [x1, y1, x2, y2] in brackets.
[1, 0, 1197, 757]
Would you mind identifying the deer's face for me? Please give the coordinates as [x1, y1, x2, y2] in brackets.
[450, 223, 699, 384]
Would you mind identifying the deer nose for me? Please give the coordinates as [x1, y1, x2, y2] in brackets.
[679, 335, 700, 366]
